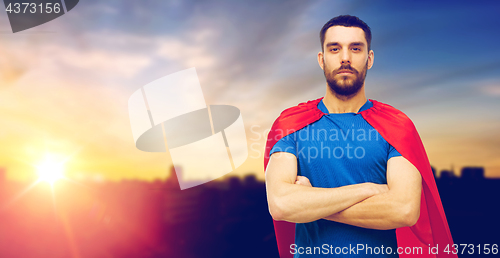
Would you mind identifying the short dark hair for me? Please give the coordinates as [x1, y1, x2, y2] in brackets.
[320, 15, 372, 51]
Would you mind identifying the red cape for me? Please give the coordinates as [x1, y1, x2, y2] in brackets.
[264, 98, 456, 258]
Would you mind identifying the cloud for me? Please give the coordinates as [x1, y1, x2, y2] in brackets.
[2, 0, 499, 180]
[54, 46, 152, 78]
[156, 31, 217, 69]
[481, 84, 500, 97]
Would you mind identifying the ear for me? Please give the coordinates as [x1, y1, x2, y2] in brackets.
[318, 51, 325, 71]
[367, 50, 374, 70]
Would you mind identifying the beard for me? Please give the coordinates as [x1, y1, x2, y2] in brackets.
[324, 60, 368, 98]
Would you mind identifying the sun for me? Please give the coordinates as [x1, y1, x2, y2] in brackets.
[36, 157, 65, 184]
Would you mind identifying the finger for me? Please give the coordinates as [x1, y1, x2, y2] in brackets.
[298, 176, 310, 181]
[296, 176, 308, 183]
[299, 179, 310, 185]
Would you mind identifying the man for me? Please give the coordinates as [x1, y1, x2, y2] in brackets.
[264, 15, 455, 257]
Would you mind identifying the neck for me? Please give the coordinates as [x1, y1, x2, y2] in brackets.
[323, 84, 367, 113]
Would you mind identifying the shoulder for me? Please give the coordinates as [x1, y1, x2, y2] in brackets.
[276, 97, 324, 120]
[266, 98, 324, 149]
[269, 97, 324, 135]
[366, 99, 416, 130]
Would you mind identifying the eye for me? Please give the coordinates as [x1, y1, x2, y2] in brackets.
[352, 47, 361, 52]
[330, 48, 339, 52]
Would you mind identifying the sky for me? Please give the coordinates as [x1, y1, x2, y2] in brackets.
[1, 0, 499, 182]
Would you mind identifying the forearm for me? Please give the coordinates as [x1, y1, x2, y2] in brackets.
[267, 182, 376, 224]
[324, 156, 423, 230]
[323, 191, 416, 230]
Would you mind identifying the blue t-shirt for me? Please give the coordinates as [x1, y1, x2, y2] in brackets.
[270, 99, 401, 257]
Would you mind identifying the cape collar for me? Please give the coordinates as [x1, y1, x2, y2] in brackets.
[317, 98, 373, 114]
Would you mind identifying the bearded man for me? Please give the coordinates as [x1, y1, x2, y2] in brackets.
[264, 15, 456, 258]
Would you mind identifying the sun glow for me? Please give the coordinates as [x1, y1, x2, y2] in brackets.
[36, 156, 65, 184]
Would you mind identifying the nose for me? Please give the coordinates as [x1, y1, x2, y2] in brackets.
[341, 49, 351, 64]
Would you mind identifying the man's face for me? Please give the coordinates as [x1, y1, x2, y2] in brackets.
[319, 26, 373, 97]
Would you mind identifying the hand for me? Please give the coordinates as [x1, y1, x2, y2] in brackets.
[295, 176, 312, 187]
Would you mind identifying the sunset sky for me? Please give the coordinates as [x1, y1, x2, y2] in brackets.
[1, 0, 499, 182]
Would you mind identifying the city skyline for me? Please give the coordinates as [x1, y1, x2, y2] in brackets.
[0, 164, 497, 257]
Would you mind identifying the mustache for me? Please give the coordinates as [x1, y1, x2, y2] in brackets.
[333, 64, 359, 75]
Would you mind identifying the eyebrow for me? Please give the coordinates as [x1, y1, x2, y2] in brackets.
[325, 42, 366, 48]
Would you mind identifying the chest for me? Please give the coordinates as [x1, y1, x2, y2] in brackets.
[294, 116, 390, 187]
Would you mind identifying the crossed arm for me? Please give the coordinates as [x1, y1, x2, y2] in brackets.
[265, 152, 422, 229]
